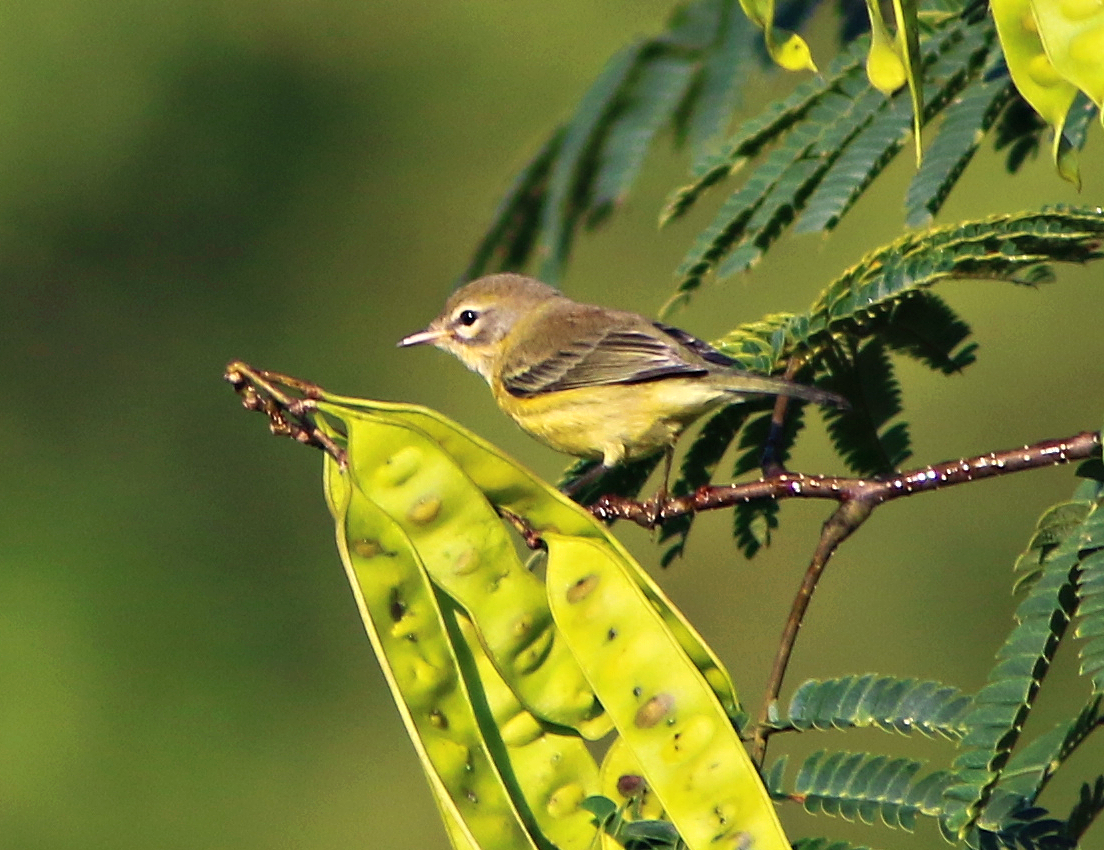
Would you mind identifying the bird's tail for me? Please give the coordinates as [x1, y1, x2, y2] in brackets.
[722, 371, 850, 410]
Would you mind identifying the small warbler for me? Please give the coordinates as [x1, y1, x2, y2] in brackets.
[399, 273, 846, 480]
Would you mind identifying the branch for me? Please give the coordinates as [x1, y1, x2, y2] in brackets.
[224, 361, 346, 466]
[590, 431, 1102, 527]
[750, 497, 873, 765]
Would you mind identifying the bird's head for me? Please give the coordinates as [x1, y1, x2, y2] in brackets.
[398, 273, 563, 380]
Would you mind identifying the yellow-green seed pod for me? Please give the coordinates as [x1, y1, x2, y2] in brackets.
[599, 736, 669, 850]
[992, 0, 1079, 168]
[317, 397, 747, 728]
[545, 532, 790, 850]
[453, 613, 601, 850]
[332, 407, 610, 738]
[865, 0, 907, 94]
[1031, 0, 1104, 113]
[323, 459, 545, 850]
[737, 0, 818, 72]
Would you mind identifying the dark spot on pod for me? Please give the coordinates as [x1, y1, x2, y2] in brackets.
[632, 686, 643, 697]
[429, 710, 448, 730]
[634, 693, 676, 728]
[353, 538, 383, 558]
[389, 588, 407, 622]
[407, 495, 442, 524]
[606, 627, 618, 641]
[513, 612, 534, 637]
[465, 788, 479, 804]
[565, 573, 599, 604]
[616, 774, 646, 798]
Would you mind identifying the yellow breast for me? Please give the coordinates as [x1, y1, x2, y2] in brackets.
[491, 378, 727, 467]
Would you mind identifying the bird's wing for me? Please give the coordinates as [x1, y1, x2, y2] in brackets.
[500, 313, 711, 398]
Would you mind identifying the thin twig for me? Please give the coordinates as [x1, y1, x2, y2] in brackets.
[224, 361, 347, 466]
[750, 497, 873, 765]
[591, 431, 1102, 527]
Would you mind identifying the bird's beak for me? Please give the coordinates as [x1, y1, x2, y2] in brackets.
[397, 327, 449, 347]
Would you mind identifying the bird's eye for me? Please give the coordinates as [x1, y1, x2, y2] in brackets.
[457, 309, 479, 326]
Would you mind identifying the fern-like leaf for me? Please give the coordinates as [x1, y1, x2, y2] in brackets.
[1078, 549, 1104, 693]
[732, 406, 805, 557]
[777, 749, 954, 831]
[682, 0, 758, 163]
[981, 696, 1103, 817]
[1012, 498, 1094, 594]
[778, 674, 971, 739]
[463, 131, 564, 281]
[661, 37, 869, 228]
[537, 42, 646, 283]
[1065, 776, 1104, 845]
[823, 339, 910, 475]
[941, 480, 1104, 838]
[588, 53, 698, 224]
[1073, 482, 1104, 692]
[808, 207, 1104, 333]
[906, 67, 1013, 227]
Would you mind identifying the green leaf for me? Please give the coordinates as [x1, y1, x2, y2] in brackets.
[906, 72, 1014, 227]
[538, 43, 646, 282]
[1076, 546, 1104, 694]
[796, 14, 996, 235]
[463, 130, 564, 280]
[876, 292, 977, 374]
[941, 482, 1104, 838]
[661, 36, 869, 228]
[780, 749, 952, 830]
[780, 675, 971, 738]
[588, 53, 698, 223]
[1064, 776, 1104, 844]
[684, 0, 757, 164]
[823, 339, 910, 475]
[659, 401, 757, 565]
[731, 405, 806, 558]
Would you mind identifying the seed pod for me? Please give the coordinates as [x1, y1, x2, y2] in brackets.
[545, 532, 790, 850]
[864, 0, 907, 94]
[599, 736, 669, 850]
[992, 0, 1079, 173]
[323, 458, 544, 850]
[330, 404, 610, 738]
[319, 399, 747, 727]
[452, 612, 601, 850]
[1031, 0, 1104, 114]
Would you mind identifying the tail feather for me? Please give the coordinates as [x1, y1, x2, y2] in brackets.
[721, 371, 850, 410]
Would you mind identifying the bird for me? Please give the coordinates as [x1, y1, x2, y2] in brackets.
[398, 273, 846, 492]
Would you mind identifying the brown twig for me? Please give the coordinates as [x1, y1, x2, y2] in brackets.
[224, 361, 347, 466]
[750, 497, 873, 764]
[591, 431, 1102, 527]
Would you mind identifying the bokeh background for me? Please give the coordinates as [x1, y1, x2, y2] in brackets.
[3, 3, 1102, 849]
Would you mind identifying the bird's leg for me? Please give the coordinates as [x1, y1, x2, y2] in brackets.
[560, 461, 610, 499]
[643, 446, 675, 527]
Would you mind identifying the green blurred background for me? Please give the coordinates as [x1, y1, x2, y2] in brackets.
[3, 2, 1102, 849]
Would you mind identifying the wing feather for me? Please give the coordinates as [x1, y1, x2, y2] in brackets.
[502, 326, 708, 397]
